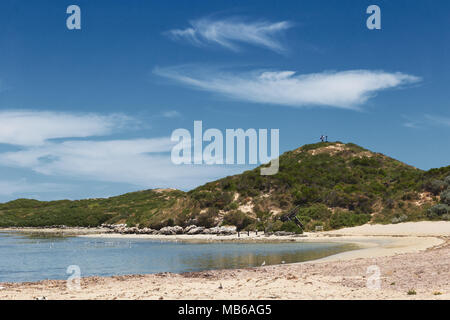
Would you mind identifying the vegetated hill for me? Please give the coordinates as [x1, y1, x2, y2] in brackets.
[0, 142, 449, 231]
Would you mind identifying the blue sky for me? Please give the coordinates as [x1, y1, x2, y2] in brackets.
[0, 0, 449, 201]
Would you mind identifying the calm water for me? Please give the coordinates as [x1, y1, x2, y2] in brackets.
[0, 232, 357, 283]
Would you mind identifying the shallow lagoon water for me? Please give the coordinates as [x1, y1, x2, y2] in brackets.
[0, 231, 358, 283]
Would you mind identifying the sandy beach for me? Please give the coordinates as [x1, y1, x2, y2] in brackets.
[0, 221, 449, 300]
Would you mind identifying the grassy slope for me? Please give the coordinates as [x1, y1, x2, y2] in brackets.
[1, 142, 449, 230]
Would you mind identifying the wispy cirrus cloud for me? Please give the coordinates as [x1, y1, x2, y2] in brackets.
[0, 138, 242, 189]
[154, 66, 421, 110]
[0, 179, 68, 196]
[403, 114, 450, 128]
[0, 111, 132, 146]
[0, 110, 243, 190]
[161, 110, 181, 118]
[165, 17, 293, 53]
[424, 114, 450, 127]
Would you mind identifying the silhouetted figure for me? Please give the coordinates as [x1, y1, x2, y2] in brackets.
[320, 135, 324, 142]
[325, 135, 328, 142]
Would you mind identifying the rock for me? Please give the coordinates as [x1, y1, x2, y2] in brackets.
[136, 228, 148, 234]
[274, 231, 294, 236]
[101, 223, 126, 230]
[205, 226, 237, 235]
[142, 228, 157, 234]
[104, 225, 158, 234]
[183, 225, 197, 233]
[172, 226, 184, 234]
[202, 228, 212, 234]
[159, 226, 176, 235]
[125, 227, 138, 234]
[158, 226, 183, 235]
[187, 226, 205, 235]
[220, 226, 237, 235]
[207, 227, 221, 234]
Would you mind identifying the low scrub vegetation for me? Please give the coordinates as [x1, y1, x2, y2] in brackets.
[427, 175, 450, 220]
[1, 142, 449, 230]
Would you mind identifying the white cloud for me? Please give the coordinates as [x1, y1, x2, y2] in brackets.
[0, 110, 246, 190]
[166, 17, 292, 53]
[0, 179, 67, 196]
[402, 114, 450, 129]
[154, 66, 421, 109]
[0, 138, 243, 190]
[403, 122, 418, 128]
[161, 110, 181, 118]
[424, 114, 450, 127]
[0, 111, 131, 146]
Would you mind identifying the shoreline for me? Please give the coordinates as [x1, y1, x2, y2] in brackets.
[0, 221, 449, 299]
[1, 222, 446, 260]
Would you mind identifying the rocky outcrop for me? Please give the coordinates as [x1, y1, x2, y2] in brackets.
[101, 224, 237, 236]
[101, 224, 157, 235]
[159, 226, 184, 235]
[204, 226, 237, 235]
[184, 225, 205, 235]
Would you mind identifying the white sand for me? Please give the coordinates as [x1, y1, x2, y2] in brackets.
[320, 221, 450, 237]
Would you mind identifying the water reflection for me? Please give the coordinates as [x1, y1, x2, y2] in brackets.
[0, 232, 358, 283]
[178, 243, 358, 271]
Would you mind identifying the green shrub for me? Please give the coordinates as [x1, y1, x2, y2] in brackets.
[196, 208, 218, 228]
[298, 204, 331, 220]
[266, 220, 283, 232]
[384, 198, 395, 209]
[297, 215, 312, 225]
[444, 175, 450, 187]
[228, 202, 239, 210]
[293, 185, 320, 205]
[329, 210, 371, 229]
[391, 214, 408, 224]
[424, 180, 446, 195]
[222, 210, 254, 231]
[402, 192, 418, 201]
[440, 189, 450, 205]
[407, 289, 416, 295]
[324, 190, 352, 208]
[427, 204, 450, 218]
[279, 221, 303, 234]
[255, 210, 272, 231]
